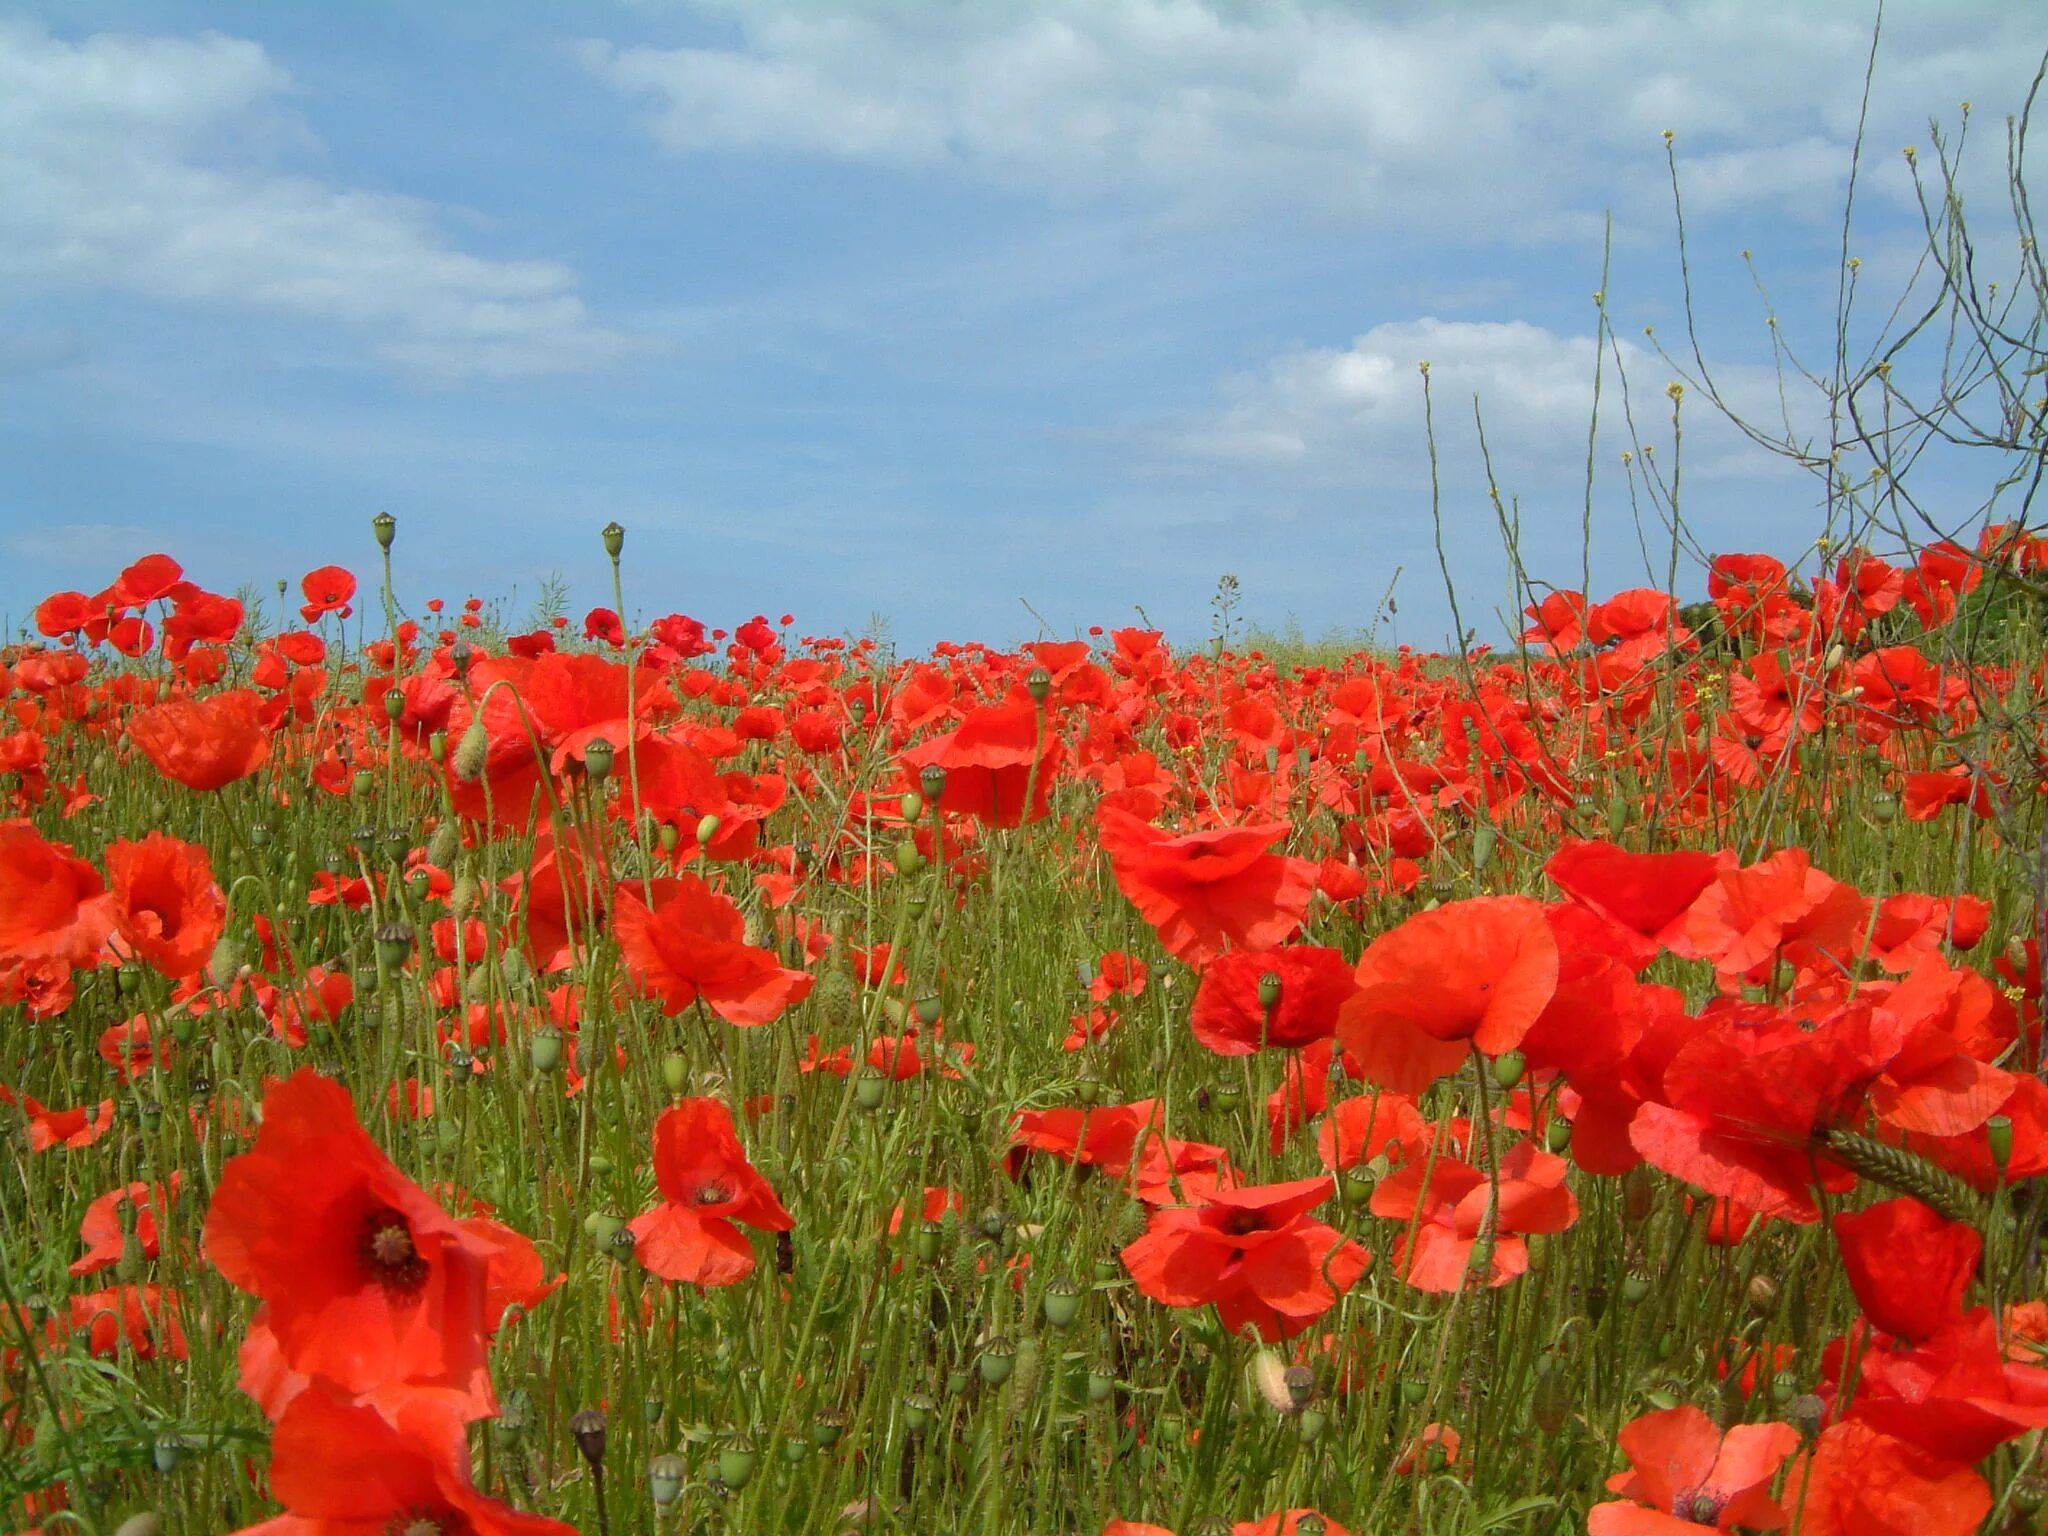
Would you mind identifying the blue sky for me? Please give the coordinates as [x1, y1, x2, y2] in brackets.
[2, 1, 2040, 650]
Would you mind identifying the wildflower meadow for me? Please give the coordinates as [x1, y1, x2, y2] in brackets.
[6, 25, 2048, 1536]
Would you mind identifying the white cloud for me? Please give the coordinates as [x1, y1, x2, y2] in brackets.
[0, 22, 642, 381]
[1154, 318, 1817, 485]
[584, 1, 2035, 236]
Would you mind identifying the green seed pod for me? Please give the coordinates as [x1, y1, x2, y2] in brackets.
[351, 768, 375, 797]
[661, 1053, 689, 1094]
[893, 838, 925, 876]
[429, 730, 448, 764]
[1086, 1368, 1115, 1404]
[1257, 971, 1283, 1012]
[902, 1392, 936, 1434]
[1401, 1378, 1428, 1405]
[1988, 1115, 2015, 1174]
[588, 1152, 614, 1176]
[585, 1211, 625, 1246]
[1297, 1406, 1327, 1443]
[372, 510, 397, 549]
[1622, 1272, 1651, 1305]
[1870, 790, 1899, 823]
[375, 921, 415, 969]
[1026, 667, 1052, 705]
[916, 1221, 942, 1262]
[900, 790, 924, 822]
[919, 764, 947, 803]
[648, 1453, 686, 1507]
[152, 1430, 185, 1473]
[852, 1067, 887, 1112]
[980, 1337, 1017, 1387]
[811, 1413, 844, 1449]
[601, 521, 625, 560]
[1545, 1117, 1573, 1153]
[1492, 1050, 1526, 1089]
[530, 1027, 564, 1073]
[1042, 1278, 1082, 1330]
[717, 1433, 757, 1489]
[782, 1437, 809, 1464]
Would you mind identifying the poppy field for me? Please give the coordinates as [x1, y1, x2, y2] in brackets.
[4, 521, 2048, 1536]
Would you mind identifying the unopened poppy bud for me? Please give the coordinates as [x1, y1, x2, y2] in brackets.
[661, 1053, 688, 1093]
[601, 521, 625, 560]
[531, 1027, 564, 1073]
[893, 838, 925, 876]
[1988, 1114, 2015, 1173]
[902, 1391, 936, 1434]
[1492, 1050, 1526, 1089]
[1026, 667, 1052, 705]
[1621, 1166, 1656, 1226]
[570, 1408, 608, 1469]
[1746, 1274, 1780, 1317]
[1258, 971, 1283, 1012]
[695, 812, 721, 846]
[1042, 1278, 1082, 1329]
[648, 1453, 686, 1507]
[453, 717, 490, 782]
[372, 511, 397, 550]
[1471, 823, 1498, 872]
[717, 1433, 757, 1489]
[980, 1336, 1017, 1386]
[582, 737, 615, 780]
[899, 790, 923, 822]
[919, 764, 947, 802]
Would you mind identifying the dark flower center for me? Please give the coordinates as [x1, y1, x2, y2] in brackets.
[695, 1181, 732, 1207]
[361, 1204, 429, 1293]
[1218, 1208, 1266, 1236]
[385, 1509, 469, 1536]
[1679, 1488, 1723, 1524]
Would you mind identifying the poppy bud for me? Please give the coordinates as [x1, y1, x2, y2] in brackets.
[583, 737, 615, 781]
[1988, 1114, 2015, 1174]
[659, 821, 680, 855]
[900, 790, 924, 822]
[372, 510, 397, 549]
[919, 764, 947, 803]
[661, 1053, 689, 1093]
[1026, 667, 1052, 705]
[1042, 1278, 1082, 1329]
[602, 521, 626, 560]
[893, 838, 925, 876]
[648, 1453, 686, 1507]
[717, 1433, 757, 1489]
[1471, 823, 1498, 873]
[570, 1408, 608, 1469]
[453, 717, 490, 782]
[1258, 971, 1283, 1012]
[531, 1028, 564, 1073]
[1746, 1274, 1779, 1317]
[1492, 1050, 1526, 1089]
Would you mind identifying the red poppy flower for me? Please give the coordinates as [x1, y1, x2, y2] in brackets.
[1336, 896, 1559, 1095]
[900, 699, 1062, 827]
[1121, 1175, 1370, 1341]
[11, 1091, 117, 1153]
[1370, 1140, 1578, 1291]
[229, 1391, 575, 1535]
[63, 1283, 188, 1362]
[1545, 839, 1722, 971]
[106, 832, 225, 980]
[130, 689, 271, 791]
[0, 820, 114, 970]
[1098, 808, 1316, 966]
[1588, 1404, 1798, 1534]
[1832, 1198, 1978, 1344]
[1189, 946, 1356, 1056]
[1671, 848, 1869, 987]
[613, 875, 814, 1026]
[73, 1175, 182, 1276]
[629, 1097, 793, 1287]
[203, 1069, 502, 1420]
[1006, 1100, 1162, 1182]
[298, 566, 357, 623]
[1785, 1420, 1989, 1536]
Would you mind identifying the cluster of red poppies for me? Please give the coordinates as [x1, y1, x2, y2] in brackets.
[3, 531, 2045, 1532]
